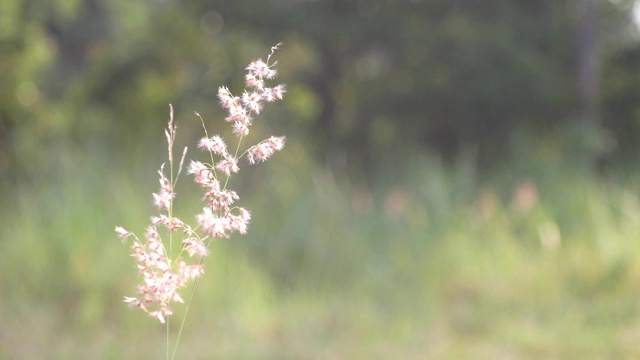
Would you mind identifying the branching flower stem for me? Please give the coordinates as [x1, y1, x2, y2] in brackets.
[116, 45, 287, 359]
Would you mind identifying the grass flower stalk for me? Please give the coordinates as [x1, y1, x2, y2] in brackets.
[115, 43, 286, 359]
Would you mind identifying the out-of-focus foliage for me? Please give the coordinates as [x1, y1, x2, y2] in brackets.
[1, 0, 639, 188]
[602, 41, 640, 165]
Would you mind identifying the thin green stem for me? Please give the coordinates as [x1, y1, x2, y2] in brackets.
[167, 105, 176, 360]
[171, 253, 208, 360]
[222, 136, 243, 190]
[196, 112, 219, 179]
[234, 136, 243, 159]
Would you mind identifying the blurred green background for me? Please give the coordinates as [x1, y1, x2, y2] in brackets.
[4, 0, 640, 358]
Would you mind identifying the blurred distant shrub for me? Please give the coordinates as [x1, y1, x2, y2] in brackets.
[0, 0, 638, 189]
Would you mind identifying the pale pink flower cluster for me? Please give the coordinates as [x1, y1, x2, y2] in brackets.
[116, 45, 287, 324]
[247, 136, 286, 164]
[188, 155, 250, 238]
[190, 43, 286, 242]
[118, 222, 203, 323]
[152, 165, 174, 210]
[217, 47, 286, 138]
[116, 109, 207, 323]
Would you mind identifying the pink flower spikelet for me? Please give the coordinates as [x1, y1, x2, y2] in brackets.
[153, 165, 174, 210]
[247, 136, 286, 164]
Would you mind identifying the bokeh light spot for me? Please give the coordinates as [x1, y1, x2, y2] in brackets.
[17, 82, 40, 107]
[200, 11, 224, 36]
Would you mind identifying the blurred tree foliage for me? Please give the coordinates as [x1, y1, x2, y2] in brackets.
[0, 0, 638, 189]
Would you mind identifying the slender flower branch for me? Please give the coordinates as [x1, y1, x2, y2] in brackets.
[115, 45, 287, 359]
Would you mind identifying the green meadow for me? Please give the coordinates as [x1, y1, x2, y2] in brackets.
[3, 142, 640, 359]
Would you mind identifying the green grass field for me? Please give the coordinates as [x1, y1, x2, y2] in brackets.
[3, 147, 640, 359]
